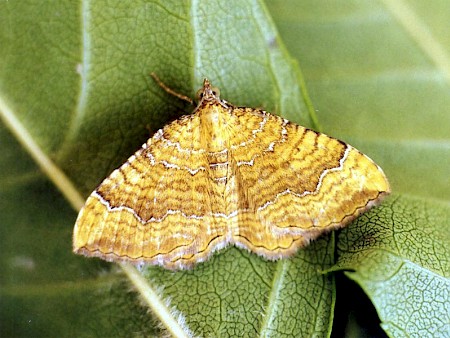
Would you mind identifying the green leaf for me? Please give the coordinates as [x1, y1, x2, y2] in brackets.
[268, 0, 450, 336]
[1, 0, 449, 337]
[0, 1, 329, 337]
[329, 195, 450, 337]
[269, 0, 450, 202]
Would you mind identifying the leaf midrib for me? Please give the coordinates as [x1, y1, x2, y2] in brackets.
[381, 0, 450, 81]
[258, 260, 288, 336]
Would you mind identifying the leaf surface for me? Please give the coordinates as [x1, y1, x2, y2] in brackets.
[330, 196, 450, 337]
[268, 1, 450, 336]
[0, 1, 330, 337]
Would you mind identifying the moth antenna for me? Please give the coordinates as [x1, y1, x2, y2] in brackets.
[150, 73, 194, 105]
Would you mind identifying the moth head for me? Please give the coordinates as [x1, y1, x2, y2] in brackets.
[196, 78, 221, 102]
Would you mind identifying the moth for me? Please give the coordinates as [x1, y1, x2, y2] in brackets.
[73, 78, 390, 270]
